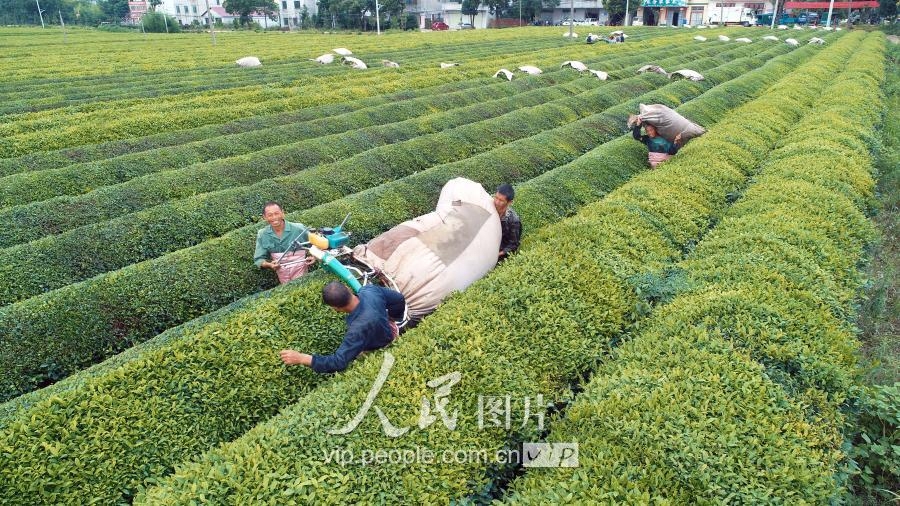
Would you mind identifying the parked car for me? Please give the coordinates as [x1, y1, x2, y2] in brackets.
[457, 22, 474, 29]
[431, 21, 449, 30]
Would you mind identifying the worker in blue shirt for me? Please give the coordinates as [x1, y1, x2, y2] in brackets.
[280, 281, 406, 373]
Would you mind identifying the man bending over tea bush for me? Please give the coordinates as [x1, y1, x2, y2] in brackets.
[280, 282, 406, 373]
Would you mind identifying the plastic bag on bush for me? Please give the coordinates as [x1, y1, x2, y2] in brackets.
[352, 178, 501, 320]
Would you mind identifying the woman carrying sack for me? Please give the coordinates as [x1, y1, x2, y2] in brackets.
[628, 104, 704, 168]
[630, 117, 683, 168]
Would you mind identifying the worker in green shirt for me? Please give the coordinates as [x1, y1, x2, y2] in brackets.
[631, 118, 683, 168]
[254, 201, 313, 284]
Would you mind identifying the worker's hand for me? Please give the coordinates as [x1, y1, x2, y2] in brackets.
[305, 256, 317, 265]
[389, 320, 400, 341]
[674, 133, 683, 145]
[280, 350, 312, 367]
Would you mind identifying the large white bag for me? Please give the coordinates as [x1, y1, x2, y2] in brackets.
[637, 103, 705, 142]
[235, 56, 262, 68]
[353, 178, 501, 320]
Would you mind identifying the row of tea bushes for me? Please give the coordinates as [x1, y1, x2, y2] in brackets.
[130, 34, 861, 505]
[0, 40, 778, 399]
[0, 34, 606, 196]
[0, 29, 679, 157]
[0, 38, 698, 231]
[0, 37, 576, 115]
[0, 42, 749, 304]
[0, 39, 822, 504]
[500, 32, 884, 504]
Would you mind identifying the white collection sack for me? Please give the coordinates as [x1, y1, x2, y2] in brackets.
[353, 178, 501, 320]
[637, 103, 706, 142]
[235, 56, 261, 68]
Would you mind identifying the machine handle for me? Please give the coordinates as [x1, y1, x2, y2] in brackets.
[307, 246, 363, 293]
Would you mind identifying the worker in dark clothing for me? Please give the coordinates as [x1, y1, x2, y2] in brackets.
[494, 183, 522, 263]
[631, 118, 682, 168]
[279, 281, 405, 373]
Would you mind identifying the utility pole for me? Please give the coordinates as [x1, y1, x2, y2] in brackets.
[625, 0, 630, 26]
[35, 0, 46, 28]
[203, 0, 216, 45]
[375, 0, 381, 34]
[719, 1, 724, 26]
[825, 0, 835, 27]
[770, 0, 778, 28]
[568, 0, 573, 37]
[58, 9, 66, 42]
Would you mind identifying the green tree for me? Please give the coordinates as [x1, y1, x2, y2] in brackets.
[141, 10, 180, 31]
[375, 0, 404, 19]
[879, 0, 896, 20]
[223, 0, 277, 26]
[461, 0, 479, 24]
[603, 0, 638, 25]
[510, 0, 558, 22]
[100, 0, 130, 21]
[73, 0, 105, 24]
[300, 4, 309, 26]
[483, 0, 509, 17]
[316, 0, 337, 26]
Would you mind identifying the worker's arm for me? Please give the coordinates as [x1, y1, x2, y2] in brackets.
[666, 133, 683, 155]
[379, 287, 407, 321]
[309, 328, 367, 374]
[631, 125, 647, 144]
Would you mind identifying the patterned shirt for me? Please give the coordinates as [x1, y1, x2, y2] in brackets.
[499, 207, 522, 256]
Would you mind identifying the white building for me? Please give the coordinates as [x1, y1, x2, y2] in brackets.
[132, 0, 771, 30]
[201, 5, 279, 27]
[144, 0, 313, 27]
[153, 0, 206, 25]
[542, 0, 611, 25]
[413, 0, 492, 29]
[271, 0, 318, 28]
[637, 0, 772, 26]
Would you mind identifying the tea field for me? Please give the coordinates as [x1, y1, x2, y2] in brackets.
[0, 25, 894, 503]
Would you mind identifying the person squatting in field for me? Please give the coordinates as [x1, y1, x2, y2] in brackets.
[494, 183, 521, 263]
[631, 118, 683, 168]
[279, 282, 406, 373]
[253, 201, 315, 284]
